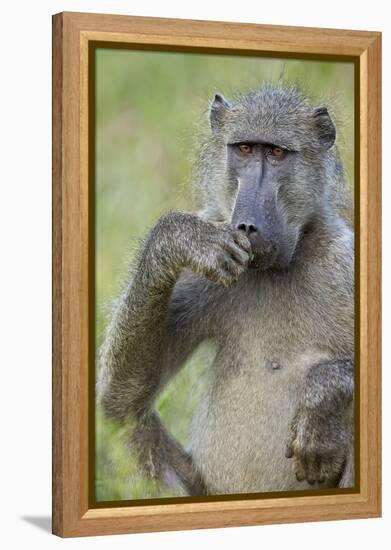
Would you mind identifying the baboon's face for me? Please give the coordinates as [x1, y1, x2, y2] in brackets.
[227, 141, 298, 270]
[209, 88, 336, 270]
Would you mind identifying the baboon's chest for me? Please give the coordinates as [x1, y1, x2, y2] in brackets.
[208, 283, 332, 420]
[214, 276, 329, 362]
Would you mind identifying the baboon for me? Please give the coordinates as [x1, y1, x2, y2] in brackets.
[97, 84, 354, 496]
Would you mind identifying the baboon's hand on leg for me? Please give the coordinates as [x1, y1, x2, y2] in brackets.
[285, 406, 349, 485]
[285, 359, 354, 486]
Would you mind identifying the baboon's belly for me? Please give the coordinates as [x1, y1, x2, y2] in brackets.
[190, 347, 331, 494]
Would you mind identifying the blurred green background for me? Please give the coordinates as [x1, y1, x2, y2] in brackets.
[95, 48, 354, 502]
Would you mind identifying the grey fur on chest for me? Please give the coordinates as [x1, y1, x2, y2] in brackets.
[196, 263, 353, 359]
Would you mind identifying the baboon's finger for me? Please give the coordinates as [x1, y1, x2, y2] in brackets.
[226, 242, 250, 267]
[232, 231, 252, 254]
[285, 443, 294, 459]
[285, 415, 298, 458]
[294, 455, 307, 482]
[319, 459, 333, 484]
[306, 453, 321, 484]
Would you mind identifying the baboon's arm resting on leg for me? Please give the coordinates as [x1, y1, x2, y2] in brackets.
[286, 359, 354, 487]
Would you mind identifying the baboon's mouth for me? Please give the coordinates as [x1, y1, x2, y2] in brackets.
[248, 242, 296, 271]
[248, 249, 278, 271]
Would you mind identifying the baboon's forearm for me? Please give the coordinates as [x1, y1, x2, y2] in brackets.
[98, 228, 209, 494]
[304, 358, 354, 412]
[98, 211, 250, 421]
[98, 240, 181, 420]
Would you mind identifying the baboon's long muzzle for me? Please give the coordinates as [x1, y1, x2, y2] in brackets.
[231, 170, 282, 270]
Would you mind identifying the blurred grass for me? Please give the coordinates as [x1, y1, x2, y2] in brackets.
[95, 48, 354, 501]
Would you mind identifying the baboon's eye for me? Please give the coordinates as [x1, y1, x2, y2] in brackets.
[238, 144, 253, 154]
[271, 147, 285, 157]
[266, 146, 287, 162]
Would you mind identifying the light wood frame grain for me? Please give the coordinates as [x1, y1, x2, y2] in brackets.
[52, 11, 381, 538]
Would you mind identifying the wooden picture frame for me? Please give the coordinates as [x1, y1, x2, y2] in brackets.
[52, 11, 381, 538]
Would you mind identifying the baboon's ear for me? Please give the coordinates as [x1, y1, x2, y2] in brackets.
[313, 106, 336, 150]
[210, 94, 231, 131]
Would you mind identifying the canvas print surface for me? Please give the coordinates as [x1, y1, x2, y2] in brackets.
[94, 48, 355, 502]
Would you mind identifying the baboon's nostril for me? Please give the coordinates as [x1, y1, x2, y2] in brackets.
[237, 223, 258, 236]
